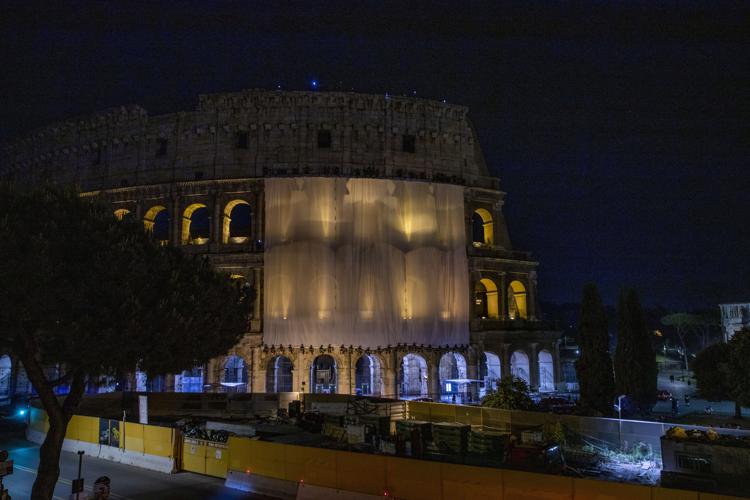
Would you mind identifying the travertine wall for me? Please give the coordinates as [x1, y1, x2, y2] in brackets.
[1, 90, 496, 192]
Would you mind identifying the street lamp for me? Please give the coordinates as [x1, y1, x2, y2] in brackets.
[616, 394, 626, 451]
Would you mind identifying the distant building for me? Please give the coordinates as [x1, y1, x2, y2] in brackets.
[719, 303, 750, 341]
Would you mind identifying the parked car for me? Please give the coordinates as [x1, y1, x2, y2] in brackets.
[657, 389, 672, 401]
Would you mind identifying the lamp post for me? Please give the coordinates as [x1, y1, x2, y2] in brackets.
[617, 394, 626, 451]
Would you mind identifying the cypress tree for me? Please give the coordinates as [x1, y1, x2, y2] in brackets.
[614, 288, 658, 414]
[575, 283, 615, 415]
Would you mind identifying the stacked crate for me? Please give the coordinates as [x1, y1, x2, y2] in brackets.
[395, 419, 433, 442]
[433, 422, 470, 454]
[468, 430, 508, 456]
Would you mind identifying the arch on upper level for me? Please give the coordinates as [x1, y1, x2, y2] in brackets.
[222, 199, 252, 244]
[474, 278, 499, 319]
[508, 280, 528, 320]
[143, 205, 169, 244]
[181, 203, 209, 245]
[471, 208, 494, 246]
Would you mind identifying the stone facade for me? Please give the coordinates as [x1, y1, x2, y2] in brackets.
[1, 89, 562, 399]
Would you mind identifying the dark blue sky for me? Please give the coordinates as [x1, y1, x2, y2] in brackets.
[2, 1, 748, 310]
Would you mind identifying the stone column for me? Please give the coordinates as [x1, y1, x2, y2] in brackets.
[553, 340, 563, 392]
[212, 193, 222, 245]
[429, 356, 440, 400]
[171, 196, 181, 246]
[466, 348, 479, 402]
[528, 271, 538, 320]
[253, 268, 262, 322]
[251, 349, 265, 393]
[255, 188, 265, 248]
[337, 351, 353, 395]
[499, 273, 508, 320]
[529, 343, 539, 390]
[164, 374, 175, 392]
[501, 343, 511, 378]
[385, 350, 399, 399]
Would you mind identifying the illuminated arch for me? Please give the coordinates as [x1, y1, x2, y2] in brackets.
[223, 355, 247, 392]
[355, 354, 382, 396]
[143, 205, 169, 244]
[472, 208, 494, 246]
[538, 350, 554, 392]
[510, 350, 530, 385]
[113, 208, 131, 221]
[266, 355, 293, 392]
[508, 280, 528, 319]
[222, 199, 252, 244]
[310, 355, 337, 394]
[399, 353, 428, 397]
[480, 351, 502, 396]
[475, 278, 499, 319]
[181, 203, 209, 245]
[439, 352, 468, 401]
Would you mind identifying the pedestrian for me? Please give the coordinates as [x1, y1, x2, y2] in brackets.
[684, 394, 690, 407]
[451, 393, 456, 404]
[670, 374, 675, 383]
[671, 397, 678, 416]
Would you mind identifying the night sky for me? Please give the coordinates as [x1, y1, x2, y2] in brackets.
[2, 2, 748, 311]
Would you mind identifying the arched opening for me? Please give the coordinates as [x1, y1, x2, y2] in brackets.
[113, 208, 131, 221]
[399, 354, 428, 398]
[538, 350, 555, 392]
[223, 356, 247, 392]
[439, 352, 468, 402]
[0, 355, 11, 400]
[474, 278, 499, 319]
[266, 355, 293, 392]
[355, 355, 382, 396]
[143, 205, 169, 245]
[510, 350, 530, 385]
[222, 200, 252, 244]
[508, 280, 528, 319]
[479, 351, 501, 398]
[176, 366, 204, 393]
[181, 203, 210, 245]
[472, 208, 494, 246]
[310, 355, 336, 394]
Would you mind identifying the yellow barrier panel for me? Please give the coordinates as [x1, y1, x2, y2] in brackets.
[409, 401, 432, 421]
[182, 438, 207, 475]
[573, 478, 651, 500]
[77, 416, 100, 444]
[206, 441, 229, 478]
[428, 403, 457, 422]
[440, 462, 502, 500]
[386, 456, 442, 500]
[653, 488, 699, 500]
[248, 439, 286, 479]
[454, 405, 483, 427]
[124, 422, 144, 453]
[502, 470, 573, 500]
[228, 436, 253, 472]
[144, 425, 174, 457]
[284, 444, 336, 489]
[65, 415, 81, 441]
[335, 450, 386, 496]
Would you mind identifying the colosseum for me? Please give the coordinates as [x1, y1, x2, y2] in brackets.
[1, 89, 561, 402]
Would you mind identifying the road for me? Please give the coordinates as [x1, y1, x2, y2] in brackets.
[0, 419, 269, 500]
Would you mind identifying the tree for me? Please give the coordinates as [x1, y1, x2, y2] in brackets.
[0, 183, 249, 499]
[575, 283, 615, 416]
[614, 288, 658, 415]
[728, 328, 750, 419]
[692, 341, 734, 413]
[661, 313, 701, 371]
[481, 376, 533, 410]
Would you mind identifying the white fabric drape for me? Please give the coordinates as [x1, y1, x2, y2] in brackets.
[264, 177, 469, 348]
